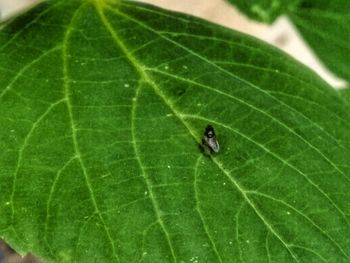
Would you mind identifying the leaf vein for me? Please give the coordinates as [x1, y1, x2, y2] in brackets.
[9, 99, 66, 229]
[0, 45, 62, 100]
[246, 190, 350, 259]
[110, 8, 350, 191]
[149, 68, 350, 187]
[63, 3, 119, 261]
[95, 4, 178, 262]
[182, 114, 349, 225]
[194, 156, 223, 262]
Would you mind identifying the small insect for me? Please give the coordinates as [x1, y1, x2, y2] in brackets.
[202, 125, 220, 153]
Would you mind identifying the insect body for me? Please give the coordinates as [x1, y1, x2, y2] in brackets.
[202, 125, 220, 153]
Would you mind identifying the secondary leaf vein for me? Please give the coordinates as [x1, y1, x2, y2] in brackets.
[62, 4, 119, 261]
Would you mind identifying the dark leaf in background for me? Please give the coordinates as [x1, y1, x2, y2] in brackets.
[226, 0, 350, 85]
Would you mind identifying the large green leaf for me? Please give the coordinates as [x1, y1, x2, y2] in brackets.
[1, 0, 350, 262]
[226, 0, 350, 84]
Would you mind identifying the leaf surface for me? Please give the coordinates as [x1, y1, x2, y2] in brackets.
[289, 0, 350, 82]
[1, 0, 350, 262]
[226, 0, 350, 83]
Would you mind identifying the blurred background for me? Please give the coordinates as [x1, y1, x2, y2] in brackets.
[0, 240, 42, 263]
[0, 0, 347, 262]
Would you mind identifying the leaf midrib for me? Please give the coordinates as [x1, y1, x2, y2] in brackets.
[2, 0, 349, 261]
[95, 3, 180, 262]
[145, 67, 349, 224]
[98, 2, 301, 262]
[117, 2, 350, 191]
[105, 1, 350, 260]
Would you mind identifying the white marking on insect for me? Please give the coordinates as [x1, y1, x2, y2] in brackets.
[202, 125, 220, 153]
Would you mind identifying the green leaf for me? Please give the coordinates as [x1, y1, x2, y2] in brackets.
[1, 0, 350, 262]
[226, 0, 350, 83]
[225, 0, 300, 22]
[338, 88, 350, 105]
[289, 0, 350, 82]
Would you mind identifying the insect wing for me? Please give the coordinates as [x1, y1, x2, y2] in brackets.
[204, 136, 220, 153]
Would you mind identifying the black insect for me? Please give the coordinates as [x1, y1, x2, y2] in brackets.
[202, 125, 220, 153]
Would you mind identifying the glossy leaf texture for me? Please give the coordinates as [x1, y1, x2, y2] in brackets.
[226, 0, 350, 85]
[1, 0, 350, 262]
